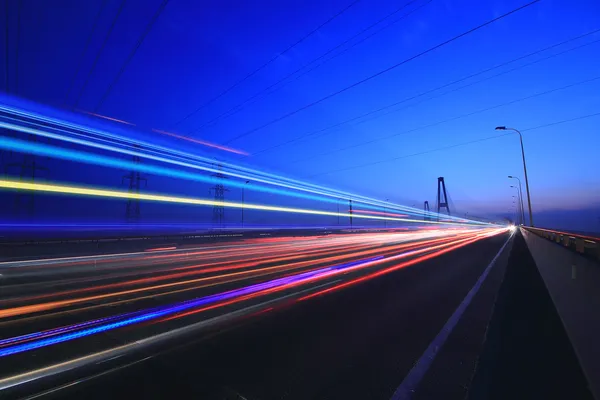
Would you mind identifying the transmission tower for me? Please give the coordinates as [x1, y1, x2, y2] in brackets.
[209, 164, 229, 226]
[436, 177, 450, 220]
[349, 199, 353, 228]
[2, 10, 47, 217]
[424, 201, 430, 221]
[122, 147, 146, 221]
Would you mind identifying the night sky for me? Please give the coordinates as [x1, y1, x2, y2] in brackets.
[1, 0, 599, 232]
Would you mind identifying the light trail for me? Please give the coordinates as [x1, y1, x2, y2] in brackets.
[1, 232, 471, 318]
[152, 128, 249, 155]
[77, 110, 136, 126]
[0, 256, 383, 357]
[298, 228, 506, 301]
[0, 97, 484, 223]
[0, 228, 506, 360]
[0, 117, 424, 215]
[0, 127, 433, 218]
[1, 231, 463, 302]
[352, 209, 409, 217]
[0, 178, 478, 226]
[0, 134, 376, 210]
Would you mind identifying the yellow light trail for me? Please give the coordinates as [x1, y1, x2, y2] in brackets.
[0, 179, 475, 226]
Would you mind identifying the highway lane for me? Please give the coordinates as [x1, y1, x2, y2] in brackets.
[0, 227, 509, 398]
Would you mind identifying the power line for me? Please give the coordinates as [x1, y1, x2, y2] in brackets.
[223, 0, 541, 145]
[73, 0, 127, 109]
[94, 0, 170, 112]
[190, 0, 431, 133]
[520, 111, 600, 133]
[301, 74, 600, 172]
[308, 111, 600, 177]
[64, 0, 109, 105]
[14, 0, 20, 94]
[4, 0, 9, 92]
[290, 37, 600, 163]
[172, 0, 362, 128]
[254, 26, 600, 156]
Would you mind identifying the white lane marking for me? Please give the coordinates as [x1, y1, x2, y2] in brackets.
[390, 232, 513, 400]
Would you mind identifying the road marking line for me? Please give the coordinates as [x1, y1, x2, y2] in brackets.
[390, 232, 513, 400]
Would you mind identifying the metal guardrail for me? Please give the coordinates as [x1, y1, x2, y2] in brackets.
[523, 227, 600, 261]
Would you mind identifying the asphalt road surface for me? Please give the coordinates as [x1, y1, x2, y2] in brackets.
[0, 228, 510, 399]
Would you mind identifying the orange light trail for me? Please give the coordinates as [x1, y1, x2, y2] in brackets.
[2, 231, 475, 306]
[297, 228, 506, 301]
[0, 232, 470, 318]
[145, 246, 177, 252]
[0, 228, 508, 361]
[152, 128, 249, 155]
[78, 110, 136, 126]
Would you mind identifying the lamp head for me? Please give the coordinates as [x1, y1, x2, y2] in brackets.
[496, 126, 507, 131]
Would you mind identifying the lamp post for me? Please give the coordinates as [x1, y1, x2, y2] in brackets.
[513, 191, 523, 224]
[510, 184, 525, 225]
[242, 180, 249, 227]
[508, 176, 525, 225]
[511, 194, 521, 225]
[496, 126, 533, 226]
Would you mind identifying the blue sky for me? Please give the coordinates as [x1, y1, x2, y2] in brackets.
[1, 0, 600, 231]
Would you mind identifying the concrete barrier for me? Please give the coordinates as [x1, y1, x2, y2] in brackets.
[525, 226, 599, 261]
[522, 228, 600, 399]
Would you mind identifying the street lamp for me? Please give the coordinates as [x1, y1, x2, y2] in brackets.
[496, 126, 533, 226]
[510, 184, 525, 225]
[508, 176, 525, 225]
[511, 191, 522, 225]
[242, 180, 250, 227]
[511, 194, 522, 225]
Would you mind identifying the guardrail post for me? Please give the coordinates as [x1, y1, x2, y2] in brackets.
[575, 238, 584, 253]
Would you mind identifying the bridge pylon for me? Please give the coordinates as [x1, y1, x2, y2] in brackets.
[436, 177, 450, 221]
